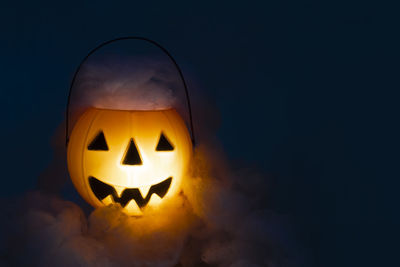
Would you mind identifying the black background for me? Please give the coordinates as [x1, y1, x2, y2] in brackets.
[1, 1, 399, 266]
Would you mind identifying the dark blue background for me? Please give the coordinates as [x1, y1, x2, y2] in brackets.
[1, 1, 399, 266]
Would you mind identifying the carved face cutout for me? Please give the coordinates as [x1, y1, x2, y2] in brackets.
[67, 108, 192, 215]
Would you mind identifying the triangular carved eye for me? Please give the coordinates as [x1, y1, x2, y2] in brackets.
[88, 131, 109, 151]
[156, 133, 174, 151]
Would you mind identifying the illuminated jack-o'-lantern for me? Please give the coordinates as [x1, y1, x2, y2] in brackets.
[67, 108, 192, 215]
[65, 37, 195, 216]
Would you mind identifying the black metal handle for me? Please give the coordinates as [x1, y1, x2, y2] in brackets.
[65, 37, 195, 147]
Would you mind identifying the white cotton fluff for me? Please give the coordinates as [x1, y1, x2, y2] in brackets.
[70, 57, 185, 112]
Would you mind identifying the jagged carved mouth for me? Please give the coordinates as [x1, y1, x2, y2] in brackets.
[88, 176, 172, 209]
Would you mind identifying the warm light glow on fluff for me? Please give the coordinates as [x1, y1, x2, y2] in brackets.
[67, 108, 193, 215]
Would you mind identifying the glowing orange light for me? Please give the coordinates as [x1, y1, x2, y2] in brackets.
[67, 108, 193, 216]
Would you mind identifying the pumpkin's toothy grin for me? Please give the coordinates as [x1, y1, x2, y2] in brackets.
[88, 176, 172, 209]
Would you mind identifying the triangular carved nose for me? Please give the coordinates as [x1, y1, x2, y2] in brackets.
[122, 138, 142, 165]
